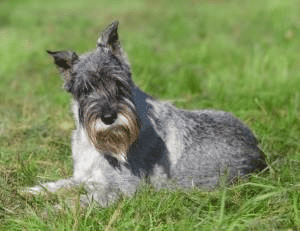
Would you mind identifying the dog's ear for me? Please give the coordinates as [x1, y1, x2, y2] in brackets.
[47, 50, 78, 92]
[47, 50, 78, 71]
[97, 21, 121, 54]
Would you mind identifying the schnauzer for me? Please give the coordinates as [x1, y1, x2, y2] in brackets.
[27, 21, 266, 206]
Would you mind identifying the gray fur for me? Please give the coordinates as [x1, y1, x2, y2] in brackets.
[26, 21, 266, 206]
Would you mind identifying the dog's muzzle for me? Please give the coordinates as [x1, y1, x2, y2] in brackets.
[84, 104, 140, 161]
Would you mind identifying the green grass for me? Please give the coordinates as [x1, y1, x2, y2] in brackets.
[1, 0, 300, 229]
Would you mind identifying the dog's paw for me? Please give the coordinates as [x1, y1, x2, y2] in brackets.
[20, 179, 75, 196]
[20, 185, 45, 196]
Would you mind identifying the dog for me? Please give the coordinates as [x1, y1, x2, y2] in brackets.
[27, 21, 266, 206]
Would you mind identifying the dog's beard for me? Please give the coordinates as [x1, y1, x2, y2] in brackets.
[84, 106, 140, 162]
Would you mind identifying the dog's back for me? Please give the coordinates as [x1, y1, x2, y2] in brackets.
[146, 98, 266, 188]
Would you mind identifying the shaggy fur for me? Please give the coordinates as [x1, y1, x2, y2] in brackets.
[26, 21, 266, 206]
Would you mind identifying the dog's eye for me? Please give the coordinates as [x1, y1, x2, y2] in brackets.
[117, 91, 123, 100]
[68, 72, 94, 99]
[111, 55, 122, 66]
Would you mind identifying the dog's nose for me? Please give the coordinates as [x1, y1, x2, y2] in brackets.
[101, 112, 117, 125]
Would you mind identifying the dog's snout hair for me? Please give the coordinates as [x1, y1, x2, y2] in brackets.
[84, 102, 140, 160]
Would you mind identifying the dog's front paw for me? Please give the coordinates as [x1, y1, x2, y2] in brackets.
[21, 179, 75, 196]
[20, 185, 46, 196]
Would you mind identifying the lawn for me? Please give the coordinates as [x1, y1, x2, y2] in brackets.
[1, 0, 300, 230]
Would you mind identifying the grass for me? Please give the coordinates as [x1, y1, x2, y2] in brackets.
[1, 0, 300, 229]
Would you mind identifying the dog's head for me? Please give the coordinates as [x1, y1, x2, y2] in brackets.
[47, 21, 140, 161]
